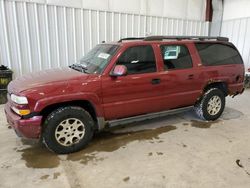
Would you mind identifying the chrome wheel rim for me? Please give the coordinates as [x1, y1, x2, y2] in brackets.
[55, 118, 85, 146]
[207, 96, 222, 116]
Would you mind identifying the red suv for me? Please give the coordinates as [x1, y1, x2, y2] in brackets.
[4, 36, 245, 154]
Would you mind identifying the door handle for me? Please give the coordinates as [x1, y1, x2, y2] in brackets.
[188, 74, 194, 80]
[151, 78, 161, 85]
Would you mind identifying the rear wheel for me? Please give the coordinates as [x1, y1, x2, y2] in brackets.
[195, 88, 225, 121]
[42, 106, 94, 154]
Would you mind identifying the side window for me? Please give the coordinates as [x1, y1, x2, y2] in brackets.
[195, 43, 243, 66]
[160, 45, 193, 70]
[116, 45, 156, 74]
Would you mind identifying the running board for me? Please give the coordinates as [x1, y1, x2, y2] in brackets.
[108, 106, 193, 128]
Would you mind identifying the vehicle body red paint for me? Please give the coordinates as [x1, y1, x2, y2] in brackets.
[4, 39, 245, 138]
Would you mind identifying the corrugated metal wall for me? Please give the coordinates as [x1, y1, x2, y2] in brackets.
[0, 0, 209, 77]
[221, 18, 250, 70]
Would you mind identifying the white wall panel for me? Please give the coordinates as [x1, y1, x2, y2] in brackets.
[7, 0, 207, 20]
[223, 0, 250, 20]
[221, 18, 250, 70]
[0, 0, 209, 78]
[221, 0, 250, 70]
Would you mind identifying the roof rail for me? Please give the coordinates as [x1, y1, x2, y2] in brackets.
[144, 36, 229, 42]
[118, 36, 229, 42]
[118, 37, 145, 42]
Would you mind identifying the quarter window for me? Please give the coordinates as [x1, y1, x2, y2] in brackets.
[116, 45, 156, 74]
[195, 43, 243, 66]
[160, 45, 193, 70]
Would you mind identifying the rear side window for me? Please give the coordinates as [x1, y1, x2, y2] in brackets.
[195, 43, 243, 66]
[160, 45, 193, 70]
[116, 45, 156, 75]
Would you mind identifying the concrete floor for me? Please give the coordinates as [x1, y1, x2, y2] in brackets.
[0, 90, 250, 188]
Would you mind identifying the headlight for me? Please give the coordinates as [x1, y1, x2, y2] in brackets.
[11, 94, 28, 105]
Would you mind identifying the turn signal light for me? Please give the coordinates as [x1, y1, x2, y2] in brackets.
[11, 107, 31, 116]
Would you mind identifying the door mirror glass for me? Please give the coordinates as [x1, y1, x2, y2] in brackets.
[110, 65, 127, 76]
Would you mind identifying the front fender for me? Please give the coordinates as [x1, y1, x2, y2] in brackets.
[33, 92, 104, 117]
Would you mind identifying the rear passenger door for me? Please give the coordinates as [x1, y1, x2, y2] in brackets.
[159, 44, 202, 109]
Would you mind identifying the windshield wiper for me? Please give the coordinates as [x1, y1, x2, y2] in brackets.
[69, 63, 89, 74]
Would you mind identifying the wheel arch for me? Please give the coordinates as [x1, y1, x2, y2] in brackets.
[196, 81, 228, 104]
[203, 81, 228, 96]
[40, 100, 98, 130]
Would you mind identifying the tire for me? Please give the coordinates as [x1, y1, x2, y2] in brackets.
[42, 106, 94, 154]
[194, 88, 225, 121]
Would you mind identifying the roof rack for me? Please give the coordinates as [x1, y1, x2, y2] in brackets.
[118, 37, 145, 42]
[144, 36, 229, 42]
[118, 36, 229, 42]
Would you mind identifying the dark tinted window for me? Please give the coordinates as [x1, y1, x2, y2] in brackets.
[117, 45, 156, 74]
[160, 45, 193, 70]
[195, 43, 243, 66]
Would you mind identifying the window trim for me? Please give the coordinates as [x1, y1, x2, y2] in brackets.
[115, 44, 157, 75]
[159, 44, 193, 71]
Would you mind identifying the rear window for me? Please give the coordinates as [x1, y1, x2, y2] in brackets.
[195, 43, 243, 66]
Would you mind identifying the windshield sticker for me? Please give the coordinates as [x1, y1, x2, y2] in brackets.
[98, 53, 110, 59]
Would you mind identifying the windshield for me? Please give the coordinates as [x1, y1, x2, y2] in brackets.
[71, 44, 119, 74]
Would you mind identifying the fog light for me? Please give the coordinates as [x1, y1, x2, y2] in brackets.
[11, 106, 30, 116]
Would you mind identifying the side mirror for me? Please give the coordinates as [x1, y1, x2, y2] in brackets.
[110, 65, 127, 77]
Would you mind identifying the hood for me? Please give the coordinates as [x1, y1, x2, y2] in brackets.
[8, 67, 89, 94]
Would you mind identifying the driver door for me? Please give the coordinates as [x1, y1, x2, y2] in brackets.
[101, 45, 165, 120]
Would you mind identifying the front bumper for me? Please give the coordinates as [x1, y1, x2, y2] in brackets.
[4, 102, 42, 139]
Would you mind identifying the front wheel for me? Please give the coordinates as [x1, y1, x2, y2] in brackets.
[195, 88, 225, 121]
[42, 106, 94, 154]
